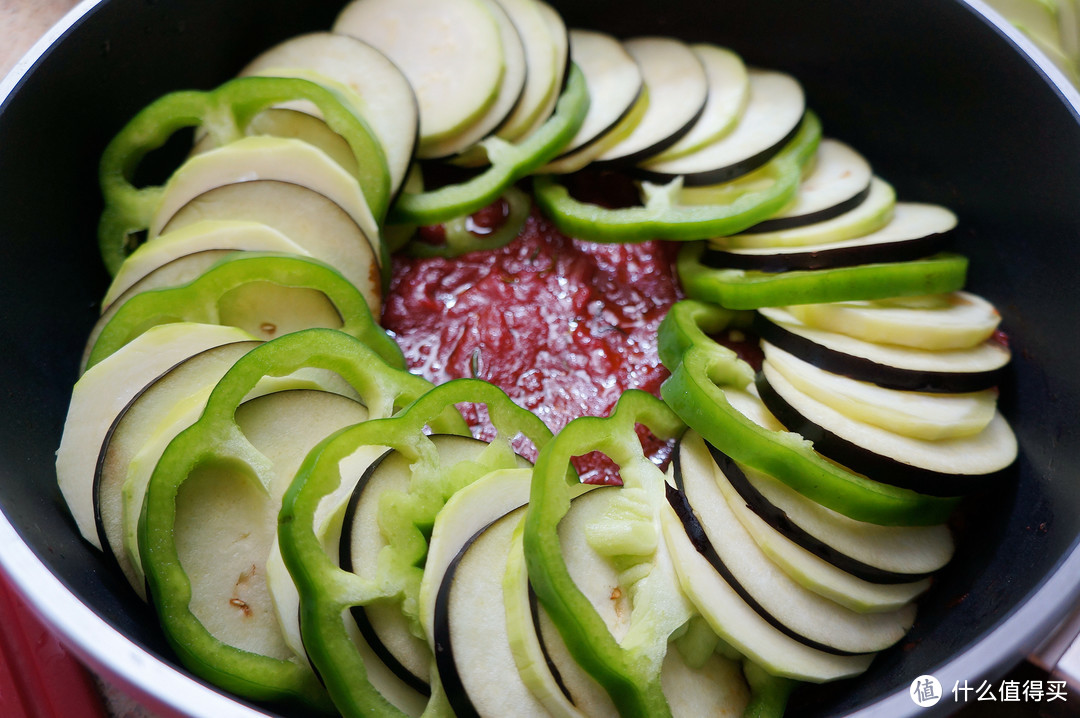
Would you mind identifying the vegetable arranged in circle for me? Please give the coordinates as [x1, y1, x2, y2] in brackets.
[55, 2, 1022, 717]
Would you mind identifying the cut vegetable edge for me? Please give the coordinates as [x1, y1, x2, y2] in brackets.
[646, 44, 750, 163]
[147, 136, 384, 271]
[435, 0, 530, 162]
[57, 323, 256, 549]
[740, 138, 874, 233]
[660, 498, 875, 682]
[158, 180, 382, 312]
[238, 31, 420, 198]
[333, 0, 508, 156]
[756, 363, 1018, 496]
[763, 340, 999, 440]
[784, 290, 1002, 351]
[754, 307, 1010, 392]
[636, 68, 805, 187]
[551, 28, 645, 159]
[672, 432, 918, 654]
[594, 36, 709, 166]
[715, 176, 899, 250]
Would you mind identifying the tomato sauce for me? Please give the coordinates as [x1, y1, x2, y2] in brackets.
[382, 204, 684, 482]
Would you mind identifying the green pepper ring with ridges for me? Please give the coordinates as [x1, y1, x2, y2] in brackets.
[522, 389, 797, 718]
[386, 63, 589, 227]
[676, 241, 969, 311]
[83, 252, 403, 371]
[278, 378, 554, 718]
[137, 329, 465, 712]
[97, 75, 390, 276]
[530, 112, 820, 243]
[523, 390, 686, 718]
[656, 298, 958, 526]
[403, 185, 533, 259]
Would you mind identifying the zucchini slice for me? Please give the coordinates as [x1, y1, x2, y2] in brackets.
[784, 291, 1003, 351]
[57, 323, 254, 549]
[192, 107, 363, 183]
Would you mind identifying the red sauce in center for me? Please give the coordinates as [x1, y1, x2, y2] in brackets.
[382, 205, 684, 482]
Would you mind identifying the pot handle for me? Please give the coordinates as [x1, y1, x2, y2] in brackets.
[1031, 606, 1080, 688]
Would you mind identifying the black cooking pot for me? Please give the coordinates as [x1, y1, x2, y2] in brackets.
[1, 0, 1078, 716]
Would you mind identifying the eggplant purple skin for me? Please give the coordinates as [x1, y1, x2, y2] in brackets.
[704, 442, 936, 584]
[634, 112, 805, 186]
[738, 182, 872, 234]
[700, 230, 952, 273]
[752, 313, 1006, 393]
[754, 372, 1011, 497]
[1, 3, 1077, 718]
[338, 446, 432, 697]
[668, 446, 869, 657]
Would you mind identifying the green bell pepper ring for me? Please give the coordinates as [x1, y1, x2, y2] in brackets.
[658, 299, 957, 526]
[278, 378, 553, 718]
[677, 242, 969, 310]
[405, 186, 532, 258]
[741, 661, 796, 718]
[99, 75, 390, 275]
[530, 113, 821, 244]
[138, 329, 455, 711]
[387, 64, 589, 226]
[85, 251, 403, 370]
[523, 390, 689, 718]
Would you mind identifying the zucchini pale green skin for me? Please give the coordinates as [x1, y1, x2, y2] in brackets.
[387, 64, 590, 226]
[98, 75, 390, 275]
[278, 379, 553, 718]
[678, 243, 969, 310]
[530, 112, 821, 243]
[138, 329, 447, 713]
[522, 390, 686, 718]
[85, 252, 403, 370]
[657, 299, 958, 526]
[404, 186, 532, 258]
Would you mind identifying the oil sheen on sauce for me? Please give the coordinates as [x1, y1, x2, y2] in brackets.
[382, 205, 683, 483]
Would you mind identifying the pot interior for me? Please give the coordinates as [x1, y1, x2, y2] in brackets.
[1, 0, 1078, 715]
